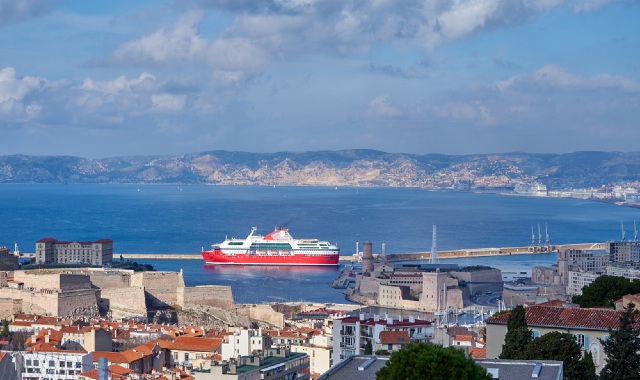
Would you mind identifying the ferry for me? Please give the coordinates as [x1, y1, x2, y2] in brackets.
[201, 226, 340, 266]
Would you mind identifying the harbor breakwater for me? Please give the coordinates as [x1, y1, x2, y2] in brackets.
[113, 242, 605, 262]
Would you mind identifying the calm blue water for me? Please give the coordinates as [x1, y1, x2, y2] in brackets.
[0, 185, 638, 303]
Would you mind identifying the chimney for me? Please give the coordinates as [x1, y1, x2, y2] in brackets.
[409, 315, 415, 323]
[374, 314, 380, 322]
[359, 313, 365, 321]
[387, 317, 394, 325]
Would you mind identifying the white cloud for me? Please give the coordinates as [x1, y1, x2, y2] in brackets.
[366, 95, 403, 119]
[79, 73, 157, 95]
[101, 0, 625, 96]
[0, 0, 54, 27]
[112, 12, 209, 65]
[152, 93, 187, 113]
[0, 67, 45, 120]
[497, 64, 640, 93]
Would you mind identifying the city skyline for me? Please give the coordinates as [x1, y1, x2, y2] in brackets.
[1, 0, 639, 158]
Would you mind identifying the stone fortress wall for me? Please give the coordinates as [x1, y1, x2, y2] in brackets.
[131, 271, 185, 308]
[178, 285, 235, 310]
[0, 268, 284, 327]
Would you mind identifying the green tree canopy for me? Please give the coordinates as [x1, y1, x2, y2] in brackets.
[499, 305, 532, 360]
[600, 302, 640, 380]
[376, 343, 491, 380]
[524, 331, 597, 380]
[572, 275, 640, 308]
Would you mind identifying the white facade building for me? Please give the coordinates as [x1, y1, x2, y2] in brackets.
[2, 351, 94, 380]
[567, 271, 600, 296]
[332, 313, 432, 362]
[221, 328, 269, 361]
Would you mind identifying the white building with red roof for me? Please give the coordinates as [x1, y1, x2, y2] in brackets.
[485, 303, 623, 374]
[332, 313, 432, 361]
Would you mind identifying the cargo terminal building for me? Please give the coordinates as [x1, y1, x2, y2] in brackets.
[35, 238, 113, 265]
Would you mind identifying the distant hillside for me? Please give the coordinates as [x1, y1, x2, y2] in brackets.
[1, 150, 640, 188]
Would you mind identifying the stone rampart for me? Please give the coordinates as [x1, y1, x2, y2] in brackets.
[13, 271, 62, 290]
[0, 298, 22, 320]
[236, 304, 285, 329]
[57, 289, 99, 318]
[89, 270, 133, 289]
[449, 269, 502, 283]
[99, 286, 147, 319]
[177, 286, 235, 310]
[132, 272, 185, 308]
[0, 288, 56, 316]
[58, 274, 93, 292]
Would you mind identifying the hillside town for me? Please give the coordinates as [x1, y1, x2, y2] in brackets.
[0, 236, 639, 379]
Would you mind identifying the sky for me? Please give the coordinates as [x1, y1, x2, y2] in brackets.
[0, 0, 639, 158]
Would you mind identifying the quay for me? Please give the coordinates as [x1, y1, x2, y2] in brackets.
[111, 242, 605, 262]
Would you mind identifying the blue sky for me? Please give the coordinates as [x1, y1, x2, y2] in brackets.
[1, 0, 639, 158]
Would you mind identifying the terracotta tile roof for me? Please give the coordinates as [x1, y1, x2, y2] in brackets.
[468, 347, 486, 359]
[79, 364, 132, 379]
[170, 337, 222, 352]
[486, 304, 622, 330]
[14, 314, 39, 322]
[120, 346, 155, 362]
[453, 335, 474, 342]
[379, 330, 410, 345]
[10, 321, 34, 327]
[447, 326, 477, 338]
[33, 316, 62, 326]
[93, 351, 125, 361]
[145, 339, 173, 349]
[26, 328, 63, 346]
[26, 342, 59, 352]
[61, 326, 93, 334]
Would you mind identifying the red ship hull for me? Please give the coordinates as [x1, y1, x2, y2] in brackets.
[201, 249, 339, 266]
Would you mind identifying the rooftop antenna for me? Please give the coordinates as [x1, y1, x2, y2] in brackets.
[545, 223, 549, 246]
[430, 225, 438, 264]
[622, 220, 626, 242]
[538, 224, 542, 246]
[635, 221, 638, 242]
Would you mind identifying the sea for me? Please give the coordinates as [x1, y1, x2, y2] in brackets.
[1, 184, 639, 304]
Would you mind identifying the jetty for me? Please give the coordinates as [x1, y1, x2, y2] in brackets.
[109, 242, 605, 262]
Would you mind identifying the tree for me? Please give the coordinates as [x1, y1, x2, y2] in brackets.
[499, 305, 532, 359]
[376, 343, 491, 380]
[364, 339, 373, 355]
[524, 331, 597, 380]
[572, 275, 640, 308]
[0, 320, 8, 338]
[600, 302, 640, 380]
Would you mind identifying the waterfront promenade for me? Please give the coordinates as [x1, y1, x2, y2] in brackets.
[114, 242, 605, 262]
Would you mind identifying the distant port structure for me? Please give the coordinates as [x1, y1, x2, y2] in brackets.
[12, 226, 604, 263]
[90, 242, 601, 262]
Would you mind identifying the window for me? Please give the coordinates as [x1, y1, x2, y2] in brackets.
[531, 330, 540, 339]
[574, 333, 589, 349]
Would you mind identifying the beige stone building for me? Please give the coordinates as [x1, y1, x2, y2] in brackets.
[0, 270, 99, 317]
[35, 238, 113, 265]
[485, 303, 621, 374]
[0, 246, 19, 270]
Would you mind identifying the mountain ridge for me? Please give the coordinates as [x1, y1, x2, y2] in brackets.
[1, 150, 640, 188]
